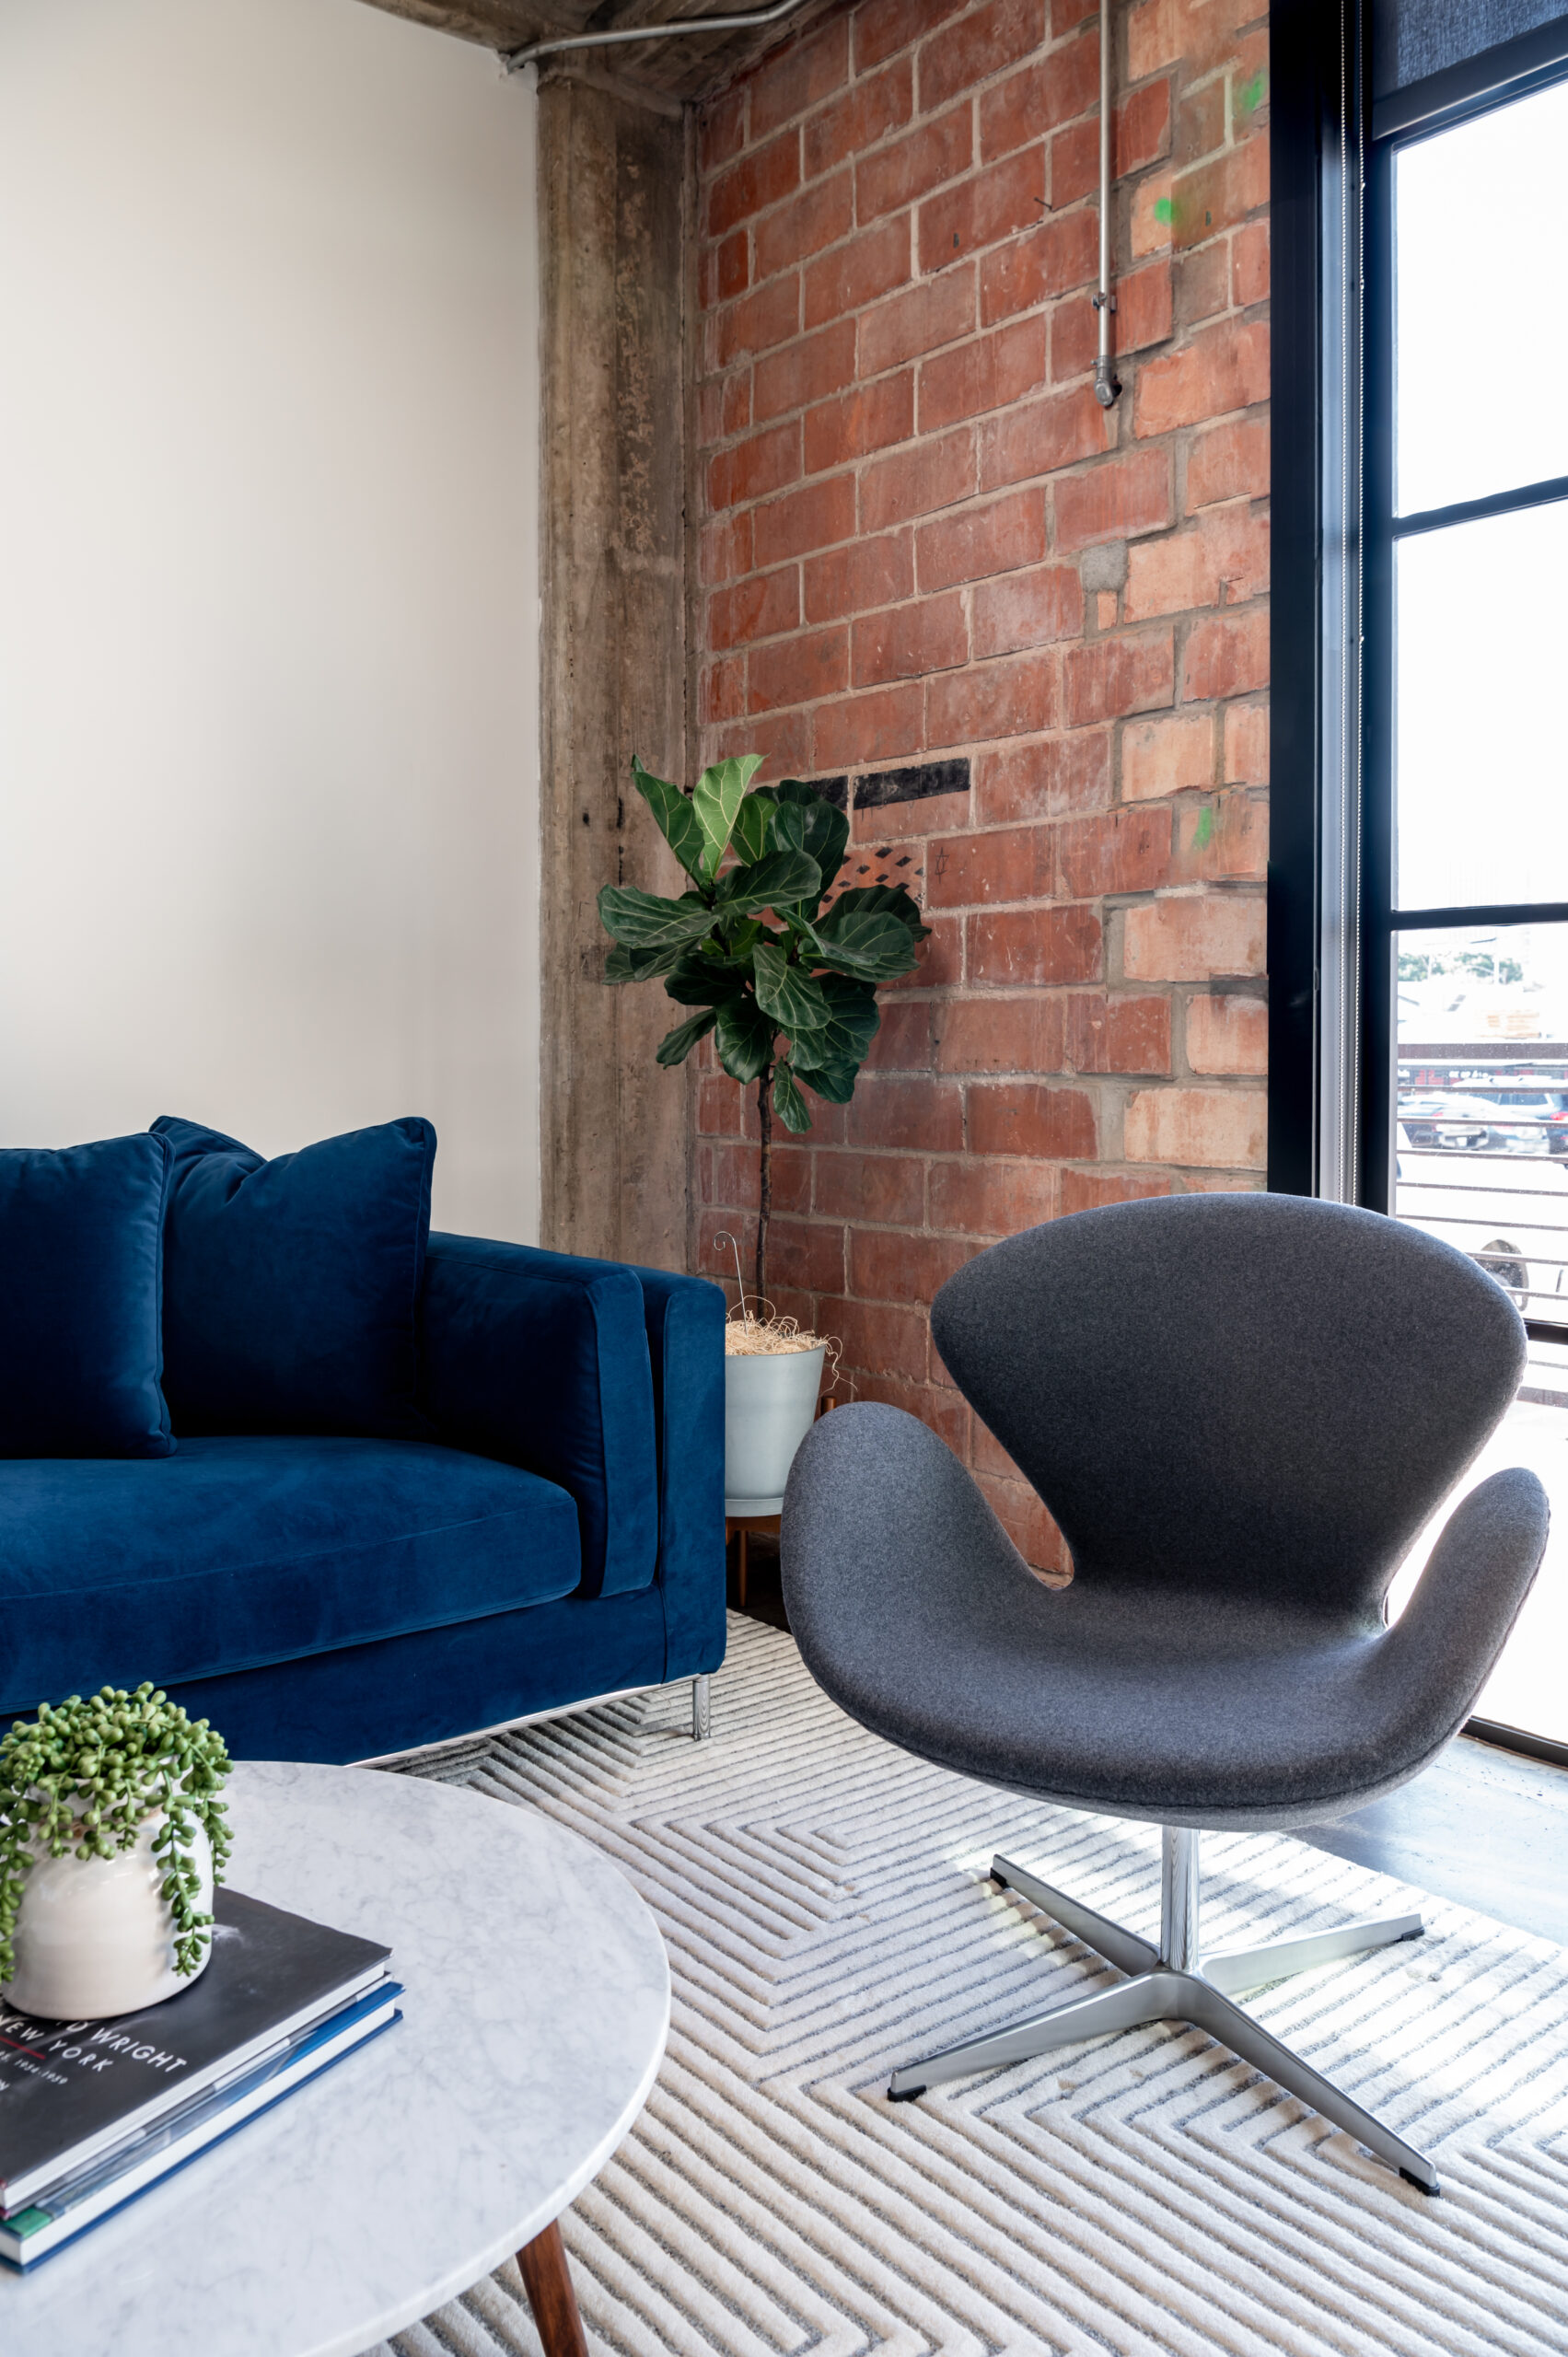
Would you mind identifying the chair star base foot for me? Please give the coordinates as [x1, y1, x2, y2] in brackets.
[885, 1844, 1440, 2194]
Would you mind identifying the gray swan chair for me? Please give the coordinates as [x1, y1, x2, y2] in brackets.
[780, 1193, 1551, 2193]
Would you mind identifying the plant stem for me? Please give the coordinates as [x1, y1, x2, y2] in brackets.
[756, 1066, 772, 1310]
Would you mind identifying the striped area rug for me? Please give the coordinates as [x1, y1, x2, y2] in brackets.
[376, 1615, 1568, 2357]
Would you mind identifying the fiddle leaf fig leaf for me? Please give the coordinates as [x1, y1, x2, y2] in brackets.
[714, 995, 775, 1085]
[631, 755, 705, 882]
[807, 903, 920, 981]
[655, 1006, 718, 1067]
[662, 947, 749, 1007]
[757, 782, 849, 901]
[692, 754, 762, 879]
[728, 789, 772, 869]
[604, 940, 683, 984]
[598, 886, 716, 951]
[753, 941, 832, 1035]
[801, 800, 850, 895]
[795, 1056, 858, 1104]
[792, 974, 880, 1071]
[769, 799, 808, 856]
[723, 849, 822, 915]
[823, 881, 931, 938]
[772, 1060, 812, 1133]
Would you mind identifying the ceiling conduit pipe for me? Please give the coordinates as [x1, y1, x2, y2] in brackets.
[502, 0, 818, 73]
[1092, 0, 1121, 407]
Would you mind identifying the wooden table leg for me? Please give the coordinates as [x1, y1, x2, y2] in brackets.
[517, 2217, 588, 2357]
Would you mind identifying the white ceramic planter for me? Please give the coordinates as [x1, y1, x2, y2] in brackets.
[724, 1342, 826, 1513]
[3, 1812, 215, 2021]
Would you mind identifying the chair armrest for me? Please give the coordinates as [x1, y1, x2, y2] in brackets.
[1374, 1466, 1550, 1751]
[628, 1265, 727, 1673]
[419, 1234, 659, 1600]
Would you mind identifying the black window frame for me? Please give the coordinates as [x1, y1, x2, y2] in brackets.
[1272, 1, 1568, 1218]
[1269, 0, 1369, 1203]
[1272, 4, 1568, 1768]
[1362, 31, 1568, 1335]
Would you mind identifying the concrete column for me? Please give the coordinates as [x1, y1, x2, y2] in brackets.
[538, 72, 689, 1268]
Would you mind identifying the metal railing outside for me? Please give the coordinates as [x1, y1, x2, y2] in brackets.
[1394, 1045, 1568, 1329]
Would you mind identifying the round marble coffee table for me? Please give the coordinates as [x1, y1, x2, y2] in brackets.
[2, 1760, 670, 2357]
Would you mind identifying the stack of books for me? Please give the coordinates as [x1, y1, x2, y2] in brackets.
[0, 1888, 400, 2267]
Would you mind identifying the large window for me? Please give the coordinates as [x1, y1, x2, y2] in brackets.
[1365, 53, 1568, 1748]
[1272, 4, 1568, 1756]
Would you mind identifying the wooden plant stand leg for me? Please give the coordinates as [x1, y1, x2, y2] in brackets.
[517, 2217, 588, 2357]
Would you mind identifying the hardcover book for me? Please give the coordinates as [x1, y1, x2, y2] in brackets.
[1, 1982, 401, 2266]
[0, 1886, 389, 2211]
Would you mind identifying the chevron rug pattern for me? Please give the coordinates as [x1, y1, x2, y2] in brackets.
[374, 1615, 1568, 2357]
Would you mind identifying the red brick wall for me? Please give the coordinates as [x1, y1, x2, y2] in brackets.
[691, 0, 1270, 1570]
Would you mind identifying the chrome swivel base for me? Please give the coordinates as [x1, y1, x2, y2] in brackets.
[888, 1830, 1437, 2194]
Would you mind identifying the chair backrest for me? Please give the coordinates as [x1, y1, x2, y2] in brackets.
[931, 1194, 1526, 1620]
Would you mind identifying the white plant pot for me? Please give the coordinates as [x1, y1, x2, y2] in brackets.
[2, 1811, 215, 2022]
[724, 1342, 826, 1512]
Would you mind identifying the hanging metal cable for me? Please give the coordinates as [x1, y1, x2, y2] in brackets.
[502, 0, 817, 73]
[1092, 0, 1121, 406]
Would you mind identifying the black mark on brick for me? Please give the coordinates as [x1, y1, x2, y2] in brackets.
[854, 757, 970, 810]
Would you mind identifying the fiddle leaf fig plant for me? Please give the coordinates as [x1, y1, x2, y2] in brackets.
[0, 1684, 234, 1985]
[599, 754, 930, 1304]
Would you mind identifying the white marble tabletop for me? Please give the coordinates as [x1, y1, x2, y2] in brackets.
[1, 1759, 670, 2357]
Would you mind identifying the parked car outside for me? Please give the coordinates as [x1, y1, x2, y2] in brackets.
[1471, 1088, 1568, 1155]
[1396, 1092, 1502, 1150]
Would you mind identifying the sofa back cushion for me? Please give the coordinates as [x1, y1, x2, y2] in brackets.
[153, 1116, 436, 1437]
[0, 1133, 175, 1458]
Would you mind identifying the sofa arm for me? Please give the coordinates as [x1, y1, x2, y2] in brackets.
[630, 1265, 727, 1674]
[420, 1234, 659, 1600]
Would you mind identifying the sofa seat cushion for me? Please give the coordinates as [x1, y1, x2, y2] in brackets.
[0, 1435, 581, 1715]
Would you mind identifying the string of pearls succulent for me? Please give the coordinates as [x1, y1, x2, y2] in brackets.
[0, 1684, 233, 1985]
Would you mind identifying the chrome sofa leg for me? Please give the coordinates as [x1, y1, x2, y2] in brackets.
[691, 1675, 712, 1742]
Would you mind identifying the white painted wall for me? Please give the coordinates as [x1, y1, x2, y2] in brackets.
[0, 0, 541, 1240]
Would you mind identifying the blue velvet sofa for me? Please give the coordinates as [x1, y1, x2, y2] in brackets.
[0, 1237, 727, 1764]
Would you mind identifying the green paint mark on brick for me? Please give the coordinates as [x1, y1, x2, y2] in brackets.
[1154, 197, 1174, 226]
[1193, 807, 1214, 850]
[1237, 69, 1267, 116]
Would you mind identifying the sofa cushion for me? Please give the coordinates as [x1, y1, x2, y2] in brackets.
[153, 1115, 436, 1439]
[0, 1133, 175, 1460]
[0, 1434, 580, 1714]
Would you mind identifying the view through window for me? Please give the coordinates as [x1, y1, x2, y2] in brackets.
[1379, 75, 1568, 1745]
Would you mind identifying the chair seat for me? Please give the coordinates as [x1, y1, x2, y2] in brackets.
[782, 1402, 1540, 1830]
[0, 1434, 582, 1713]
[806, 1569, 1398, 1828]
